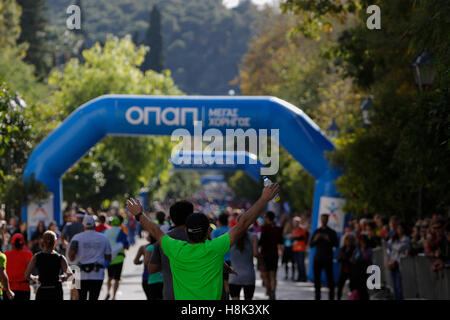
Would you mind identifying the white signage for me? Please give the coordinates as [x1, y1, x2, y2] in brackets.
[317, 196, 346, 233]
[125, 106, 199, 126]
[27, 194, 54, 232]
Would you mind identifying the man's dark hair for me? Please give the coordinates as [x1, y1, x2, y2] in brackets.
[99, 215, 106, 224]
[186, 212, 210, 243]
[265, 211, 275, 222]
[218, 213, 229, 227]
[13, 238, 24, 250]
[118, 215, 124, 224]
[149, 235, 158, 244]
[170, 200, 194, 226]
[156, 211, 166, 225]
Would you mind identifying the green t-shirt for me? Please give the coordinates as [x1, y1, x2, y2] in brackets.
[0, 252, 6, 296]
[145, 244, 163, 284]
[161, 233, 230, 300]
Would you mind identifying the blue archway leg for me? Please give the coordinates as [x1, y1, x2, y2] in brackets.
[308, 169, 344, 287]
[53, 178, 63, 226]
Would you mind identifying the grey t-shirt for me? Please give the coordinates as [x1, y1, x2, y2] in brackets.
[150, 227, 188, 300]
[229, 232, 256, 286]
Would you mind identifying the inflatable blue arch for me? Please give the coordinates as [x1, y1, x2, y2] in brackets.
[23, 94, 345, 281]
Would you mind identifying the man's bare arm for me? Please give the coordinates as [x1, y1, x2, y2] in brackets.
[126, 198, 164, 244]
[228, 183, 280, 247]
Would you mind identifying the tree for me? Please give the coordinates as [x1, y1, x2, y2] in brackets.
[0, 0, 49, 103]
[45, 0, 262, 94]
[16, 0, 51, 77]
[0, 80, 47, 219]
[142, 5, 164, 72]
[0, 0, 22, 48]
[234, 9, 359, 214]
[227, 171, 260, 203]
[153, 171, 201, 201]
[283, 0, 450, 219]
[48, 35, 182, 209]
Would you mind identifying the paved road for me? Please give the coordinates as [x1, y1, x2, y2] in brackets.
[32, 237, 333, 300]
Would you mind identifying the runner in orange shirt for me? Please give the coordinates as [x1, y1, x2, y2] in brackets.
[291, 216, 309, 282]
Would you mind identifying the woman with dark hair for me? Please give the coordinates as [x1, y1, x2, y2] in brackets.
[4, 234, 33, 300]
[25, 231, 72, 300]
[336, 233, 356, 300]
[134, 233, 152, 300]
[228, 215, 258, 300]
[387, 223, 410, 300]
[281, 217, 295, 280]
[48, 221, 62, 253]
[31, 221, 46, 254]
[350, 234, 373, 300]
[18, 221, 28, 245]
[144, 235, 163, 300]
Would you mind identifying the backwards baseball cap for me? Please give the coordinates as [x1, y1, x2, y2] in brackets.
[12, 233, 25, 245]
[185, 213, 210, 242]
[110, 216, 121, 227]
[83, 215, 95, 228]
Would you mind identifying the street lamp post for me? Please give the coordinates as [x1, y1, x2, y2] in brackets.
[327, 118, 340, 139]
[411, 50, 436, 91]
[360, 96, 372, 128]
[411, 50, 435, 219]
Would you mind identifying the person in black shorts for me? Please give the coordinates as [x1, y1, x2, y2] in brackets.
[258, 211, 283, 300]
[107, 263, 123, 281]
[25, 231, 73, 300]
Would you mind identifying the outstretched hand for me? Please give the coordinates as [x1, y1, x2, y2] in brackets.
[260, 183, 280, 202]
[126, 198, 144, 216]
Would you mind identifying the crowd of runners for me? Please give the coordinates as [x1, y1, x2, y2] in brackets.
[0, 181, 449, 301]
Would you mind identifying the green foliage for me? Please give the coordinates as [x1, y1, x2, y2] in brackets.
[0, 0, 49, 103]
[48, 35, 182, 208]
[17, 0, 52, 77]
[235, 10, 359, 213]
[45, 0, 262, 94]
[0, 80, 48, 216]
[277, 148, 315, 213]
[0, 0, 22, 48]
[142, 5, 164, 73]
[280, 0, 360, 38]
[227, 171, 259, 203]
[0, 47, 50, 104]
[153, 170, 201, 201]
[283, 0, 450, 219]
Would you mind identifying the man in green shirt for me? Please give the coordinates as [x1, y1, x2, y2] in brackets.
[126, 183, 280, 300]
[0, 251, 15, 301]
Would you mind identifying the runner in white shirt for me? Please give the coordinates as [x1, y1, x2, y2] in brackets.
[68, 215, 111, 300]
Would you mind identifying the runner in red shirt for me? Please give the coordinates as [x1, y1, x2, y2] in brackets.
[4, 233, 33, 300]
[95, 215, 111, 233]
[258, 211, 283, 300]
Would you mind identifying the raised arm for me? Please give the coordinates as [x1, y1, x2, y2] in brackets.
[228, 183, 280, 247]
[126, 198, 164, 244]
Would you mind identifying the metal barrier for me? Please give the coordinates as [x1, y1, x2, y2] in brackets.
[372, 248, 450, 299]
[372, 247, 391, 289]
